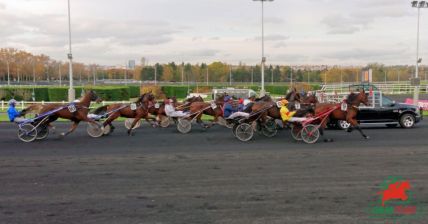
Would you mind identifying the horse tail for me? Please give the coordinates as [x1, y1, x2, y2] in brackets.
[20, 104, 43, 116]
[93, 105, 108, 115]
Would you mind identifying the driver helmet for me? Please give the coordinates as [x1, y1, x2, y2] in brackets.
[8, 99, 17, 106]
[280, 99, 289, 106]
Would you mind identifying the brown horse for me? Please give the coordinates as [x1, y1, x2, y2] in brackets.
[93, 92, 156, 135]
[315, 89, 369, 141]
[21, 90, 101, 137]
[147, 96, 203, 125]
[285, 88, 318, 116]
[185, 95, 226, 128]
[246, 91, 316, 124]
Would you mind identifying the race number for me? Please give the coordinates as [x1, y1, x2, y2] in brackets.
[341, 102, 348, 111]
[130, 103, 137, 111]
[295, 102, 301, 110]
[155, 103, 160, 109]
[211, 102, 217, 109]
[68, 104, 77, 113]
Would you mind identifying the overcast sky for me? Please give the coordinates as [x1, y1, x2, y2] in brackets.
[0, 0, 426, 66]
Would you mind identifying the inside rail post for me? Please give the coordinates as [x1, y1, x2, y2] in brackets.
[1, 101, 4, 110]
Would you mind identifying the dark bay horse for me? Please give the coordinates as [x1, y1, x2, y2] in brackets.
[186, 95, 226, 128]
[315, 89, 370, 141]
[285, 88, 318, 116]
[93, 92, 156, 135]
[148, 96, 203, 125]
[21, 90, 101, 137]
[246, 92, 316, 125]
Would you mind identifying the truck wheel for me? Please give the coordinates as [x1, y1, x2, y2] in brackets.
[399, 114, 415, 128]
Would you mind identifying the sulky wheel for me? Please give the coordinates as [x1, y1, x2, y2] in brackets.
[291, 124, 303, 141]
[124, 118, 141, 130]
[36, 125, 50, 140]
[234, 123, 254, 142]
[18, 124, 38, 143]
[177, 118, 192, 134]
[103, 124, 111, 136]
[261, 119, 278, 138]
[217, 117, 234, 129]
[160, 116, 171, 128]
[300, 124, 320, 144]
[232, 124, 240, 137]
[87, 122, 105, 138]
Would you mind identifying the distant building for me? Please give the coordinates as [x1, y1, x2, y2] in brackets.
[140, 57, 147, 67]
[128, 60, 136, 69]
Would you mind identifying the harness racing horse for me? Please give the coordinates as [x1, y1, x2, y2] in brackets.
[21, 90, 102, 137]
[285, 88, 318, 117]
[176, 96, 204, 111]
[185, 95, 226, 128]
[93, 92, 156, 135]
[315, 89, 370, 142]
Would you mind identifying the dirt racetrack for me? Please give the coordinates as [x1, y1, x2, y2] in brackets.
[0, 120, 427, 224]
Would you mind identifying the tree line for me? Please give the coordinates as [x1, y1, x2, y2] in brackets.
[0, 48, 426, 84]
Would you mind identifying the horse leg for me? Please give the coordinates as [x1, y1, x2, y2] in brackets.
[320, 119, 333, 142]
[103, 112, 120, 128]
[48, 123, 56, 134]
[347, 116, 369, 139]
[197, 114, 209, 128]
[61, 121, 80, 137]
[128, 117, 142, 136]
[144, 116, 158, 128]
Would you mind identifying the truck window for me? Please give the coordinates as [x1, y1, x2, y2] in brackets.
[382, 96, 393, 107]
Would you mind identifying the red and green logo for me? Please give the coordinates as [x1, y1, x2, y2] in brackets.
[368, 176, 425, 221]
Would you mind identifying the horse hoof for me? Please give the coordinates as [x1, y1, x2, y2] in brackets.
[365, 136, 370, 140]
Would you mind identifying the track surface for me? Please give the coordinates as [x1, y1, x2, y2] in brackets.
[1, 120, 428, 224]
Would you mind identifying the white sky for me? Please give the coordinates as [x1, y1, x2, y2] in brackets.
[0, 0, 426, 66]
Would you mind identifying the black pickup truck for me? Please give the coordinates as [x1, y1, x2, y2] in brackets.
[328, 84, 423, 129]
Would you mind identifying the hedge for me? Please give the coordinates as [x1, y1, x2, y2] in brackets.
[0, 87, 50, 101]
[128, 86, 140, 98]
[161, 86, 190, 98]
[265, 85, 289, 95]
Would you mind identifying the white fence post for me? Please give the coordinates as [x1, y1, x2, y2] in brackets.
[1, 101, 4, 110]
[21, 101, 24, 110]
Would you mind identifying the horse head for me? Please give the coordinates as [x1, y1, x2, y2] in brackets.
[256, 95, 273, 102]
[285, 88, 301, 103]
[303, 93, 318, 104]
[347, 89, 368, 107]
[215, 94, 226, 105]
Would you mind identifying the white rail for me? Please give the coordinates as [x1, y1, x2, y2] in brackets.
[0, 101, 133, 111]
[321, 82, 428, 94]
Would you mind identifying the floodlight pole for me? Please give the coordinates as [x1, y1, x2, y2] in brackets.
[414, 6, 421, 106]
[7, 60, 10, 86]
[253, 0, 273, 96]
[67, 0, 75, 101]
[206, 66, 209, 86]
[412, 1, 427, 106]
